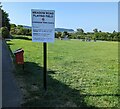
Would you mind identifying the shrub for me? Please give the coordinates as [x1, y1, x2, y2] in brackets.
[1, 27, 10, 38]
[10, 28, 16, 35]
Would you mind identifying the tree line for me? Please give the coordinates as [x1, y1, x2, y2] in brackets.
[3, 22, 120, 42]
[55, 28, 120, 41]
[10, 24, 32, 36]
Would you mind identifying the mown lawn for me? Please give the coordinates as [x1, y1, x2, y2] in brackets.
[7, 37, 119, 108]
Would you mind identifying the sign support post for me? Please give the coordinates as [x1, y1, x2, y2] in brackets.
[43, 42, 47, 91]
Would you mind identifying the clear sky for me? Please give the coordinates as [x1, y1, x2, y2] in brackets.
[2, 2, 118, 32]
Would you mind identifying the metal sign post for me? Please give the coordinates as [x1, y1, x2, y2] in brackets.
[43, 42, 47, 90]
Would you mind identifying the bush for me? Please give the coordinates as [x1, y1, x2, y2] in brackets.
[10, 28, 16, 35]
[1, 27, 10, 38]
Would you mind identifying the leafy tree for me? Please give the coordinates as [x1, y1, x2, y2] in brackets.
[93, 28, 98, 33]
[16, 27, 23, 35]
[10, 23, 16, 28]
[25, 28, 31, 36]
[17, 25, 23, 29]
[0, 7, 10, 31]
[69, 33, 76, 39]
[1, 27, 9, 38]
[77, 28, 84, 34]
[0, 4, 2, 28]
[0, 3, 1, 9]
[117, 32, 120, 42]
[100, 32, 108, 41]
[10, 28, 16, 35]
[10, 24, 17, 35]
[113, 32, 120, 41]
[56, 32, 62, 38]
[113, 30, 116, 33]
[62, 31, 70, 38]
[16, 27, 26, 35]
[94, 32, 100, 40]
[63, 31, 68, 35]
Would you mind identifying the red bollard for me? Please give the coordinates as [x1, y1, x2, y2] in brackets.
[14, 48, 24, 69]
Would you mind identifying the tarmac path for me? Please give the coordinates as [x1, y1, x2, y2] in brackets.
[2, 39, 22, 107]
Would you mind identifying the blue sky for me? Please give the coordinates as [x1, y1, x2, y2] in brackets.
[2, 2, 118, 32]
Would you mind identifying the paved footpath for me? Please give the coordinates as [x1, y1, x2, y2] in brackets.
[2, 39, 22, 107]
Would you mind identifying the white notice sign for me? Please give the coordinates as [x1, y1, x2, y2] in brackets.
[31, 9, 55, 42]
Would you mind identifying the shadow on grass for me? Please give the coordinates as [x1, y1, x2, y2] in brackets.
[14, 61, 99, 108]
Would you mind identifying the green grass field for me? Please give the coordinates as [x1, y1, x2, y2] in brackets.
[7, 37, 119, 108]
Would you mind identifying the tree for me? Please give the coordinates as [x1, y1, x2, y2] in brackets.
[10, 28, 16, 35]
[62, 31, 69, 38]
[117, 32, 120, 42]
[0, 2, 2, 9]
[113, 30, 116, 33]
[77, 28, 84, 34]
[63, 31, 68, 35]
[17, 25, 23, 29]
[0, 3, 2, 28]
[1, 27, 9, 38]
[1, 10, 10, 31]
[10, 24, 17, 35]
[100, 32, 108, 41]
[69, 33, 76, 39]
[56, 32, 62, 38]
[10, 23, 16, 28]
[0, 3, 10, 31]
[16, 27, 27, 35]
[93, 28, 98, 33]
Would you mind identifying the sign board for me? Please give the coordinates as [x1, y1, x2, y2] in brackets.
[31, 9, 55, 42]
